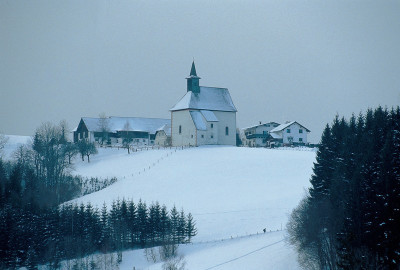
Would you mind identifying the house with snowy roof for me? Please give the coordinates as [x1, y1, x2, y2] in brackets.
[269, 121, 310, 145]
[170, 62, 237, 146]
[154, 124, 171, 146]
[73, 116, 170, 146]
[242, 122, 281, 147]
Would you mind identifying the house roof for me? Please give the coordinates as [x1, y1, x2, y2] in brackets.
[170, 86, 237, 112]
[190, 111, 207, 131]
[242, 122, 281, 130]
[156, 124, 171, 136]
[270, 121, 311, 133]
[270, 132, 282, 139]
[78, 117, 170, 135]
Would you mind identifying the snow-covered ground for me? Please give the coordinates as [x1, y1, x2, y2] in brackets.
[1, 135, 31, 160]
[3, 136, 315, 269]
[70, 145, 315, 269]
[119, 230, 299, 270]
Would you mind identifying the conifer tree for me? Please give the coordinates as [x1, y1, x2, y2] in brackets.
[127, 200, 137, 247]
[169, 206, 179, 244]
[186, 213, 197, 243]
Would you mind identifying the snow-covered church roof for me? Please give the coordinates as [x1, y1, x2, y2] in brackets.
[78, 117, 170, 134]
[170, 86, 237, 112]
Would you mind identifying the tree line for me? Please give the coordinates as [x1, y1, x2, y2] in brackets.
[0, 121, 197, 268]
[0, 197, 196, 269]
[287, 106, 400, 269]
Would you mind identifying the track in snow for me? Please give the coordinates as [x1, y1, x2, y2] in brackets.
[203, 239, 285, 270]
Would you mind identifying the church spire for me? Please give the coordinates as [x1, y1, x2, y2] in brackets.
[186, 61, 201, 93]
[190, 61, 197, 76]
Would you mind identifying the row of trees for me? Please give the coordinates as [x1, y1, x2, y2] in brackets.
[0, 156, 81, 210]
[0, 121, 197, 269]
[0, 198, 196, 269]
[287, 106, 400, 269]
[3, 121, 97, 207]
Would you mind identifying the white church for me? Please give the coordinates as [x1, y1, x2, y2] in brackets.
[170, 62, 237, 147]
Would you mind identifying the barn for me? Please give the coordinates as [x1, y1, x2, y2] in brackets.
[73, 116, 170, 146]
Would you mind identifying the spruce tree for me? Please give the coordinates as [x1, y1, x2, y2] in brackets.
[186, 213, 197, 243]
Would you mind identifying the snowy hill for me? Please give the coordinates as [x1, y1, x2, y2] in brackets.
[1, 135, 31, 160]
[70, 146, 316, 269]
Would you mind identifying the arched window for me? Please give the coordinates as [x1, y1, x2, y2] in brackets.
[225, 126, 229, 136]
[179, 125, 182, 134]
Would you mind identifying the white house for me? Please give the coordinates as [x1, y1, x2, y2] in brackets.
[73, 116, 170, 146]
[242, 122, 280, 147]
[154, 124, 171, 146]
[269, 121, 310, 145]
[170, 62, 237, 147]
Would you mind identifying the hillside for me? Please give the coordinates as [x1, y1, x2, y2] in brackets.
[70, 145, 316, 269]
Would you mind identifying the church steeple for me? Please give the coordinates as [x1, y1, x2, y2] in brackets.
[186, 61, 201, 93]
[190, 61, 197, 76]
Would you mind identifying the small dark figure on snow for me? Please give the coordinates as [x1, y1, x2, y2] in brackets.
[263, 228, 266, 233]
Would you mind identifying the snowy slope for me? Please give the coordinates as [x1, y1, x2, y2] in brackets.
[1, 135, 31, 160]
[119, 231, 299, 270]
[70, 145, 315, 269]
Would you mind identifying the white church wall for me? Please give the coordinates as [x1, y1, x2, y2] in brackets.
[214, 111, 236, 146]
[196, 121, 219, 145]
[171, 110, 197, 146]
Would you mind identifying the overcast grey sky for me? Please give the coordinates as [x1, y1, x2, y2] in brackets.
[1, 0, 399, 142]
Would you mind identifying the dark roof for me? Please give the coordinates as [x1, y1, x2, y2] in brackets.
[190, 61, 197, 76]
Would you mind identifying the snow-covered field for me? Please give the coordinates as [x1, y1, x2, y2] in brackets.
[2, 136, 316, 269]
[1, 135, 31, 160]
[70, 145, 315, 269]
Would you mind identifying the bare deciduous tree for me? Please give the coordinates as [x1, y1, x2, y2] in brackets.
[121, 121, 133, 154]
[98, 113, 110, 145]
[0, 133, 8, 156]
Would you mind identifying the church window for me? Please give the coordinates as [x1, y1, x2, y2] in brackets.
[179, 125, 182, 134]
[211, 135, 214, 139]
[201, 135, 204, 138]
[211, 123, 214, 128]
[225, 127, 229, 136]
[299, 129, 303, 133]
[191, 135, 193, 138]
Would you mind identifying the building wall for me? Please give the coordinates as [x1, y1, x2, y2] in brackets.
[196, 120, 219, 146]
[171, 110, 236, 146]
[171, 110, 197, 146]
[214, 111, 236, 146]
[242, 123, 278, 147]
[155, 131, 171, 146]
[281, 123, 308, 144]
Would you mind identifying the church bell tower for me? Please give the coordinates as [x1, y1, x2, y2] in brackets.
[186, 61, 201, 93]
